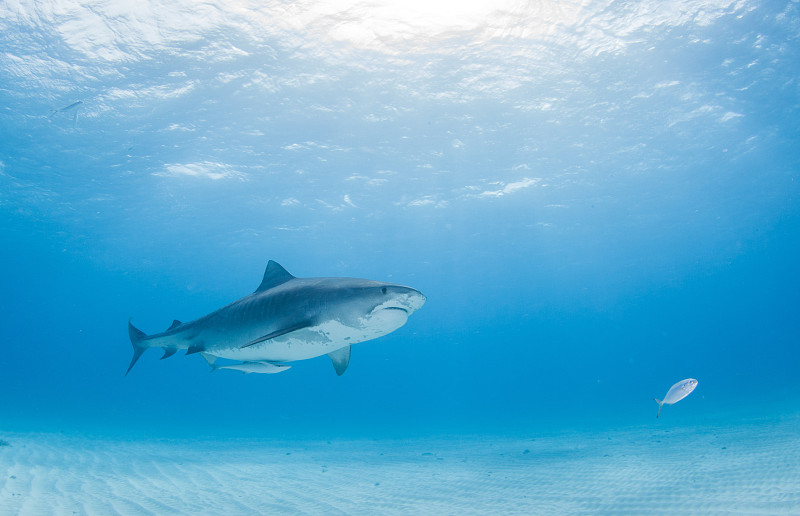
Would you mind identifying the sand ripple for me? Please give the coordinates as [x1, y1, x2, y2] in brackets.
[1, 414, 799, 515]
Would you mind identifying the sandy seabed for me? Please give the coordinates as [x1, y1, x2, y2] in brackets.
[1, 413, 798, 515]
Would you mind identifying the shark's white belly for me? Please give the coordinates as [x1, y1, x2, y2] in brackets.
[210, 311, 408, 363]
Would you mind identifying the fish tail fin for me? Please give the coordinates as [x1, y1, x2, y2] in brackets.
[126, 320, 148, 376]
[654, 398, 663, 418]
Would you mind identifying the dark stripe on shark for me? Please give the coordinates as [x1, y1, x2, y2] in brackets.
[240, 320, 314, 349]
[183, 320, 314, 355]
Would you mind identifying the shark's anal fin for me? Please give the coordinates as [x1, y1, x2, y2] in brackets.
[167, 320, 183, 331]
[328, 345, 351, 376]
[240, 321, 312, 349]
[161, 348, 177, 360]
[654, 398, 663, 418]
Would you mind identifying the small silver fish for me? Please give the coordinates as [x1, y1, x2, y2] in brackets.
[654, 378, 698, 418]
[211, 361, 291, 374]
[52, 100, 83, 113]
[50, 101, 83, 127]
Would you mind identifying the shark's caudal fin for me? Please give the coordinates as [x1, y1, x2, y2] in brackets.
[654, 398, 663, 418]
[126, 320, 148, 376]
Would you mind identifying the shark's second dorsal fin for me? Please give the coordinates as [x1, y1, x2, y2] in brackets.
[256, 261, 295, 292]
[167, 320, 182, 331]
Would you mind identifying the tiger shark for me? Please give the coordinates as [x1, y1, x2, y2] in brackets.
[126, 261, 426, 376]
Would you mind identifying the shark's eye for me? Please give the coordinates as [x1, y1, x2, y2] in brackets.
[381, 287, 387, 294]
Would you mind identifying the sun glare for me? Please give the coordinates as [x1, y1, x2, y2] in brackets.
[267, 0, 537, 51]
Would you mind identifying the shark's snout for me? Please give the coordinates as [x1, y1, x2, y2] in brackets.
[407, 289, 426, 312]
[379, 286, 425, 315]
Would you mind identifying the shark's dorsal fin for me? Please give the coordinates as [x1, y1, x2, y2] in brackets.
[328, 345, 351, 376]
[167, 320, 182, 331]
[256, 261, 295, 293]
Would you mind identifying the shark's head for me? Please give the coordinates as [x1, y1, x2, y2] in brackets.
[318, 279, 426, 342]
[365, 283, 426, 331]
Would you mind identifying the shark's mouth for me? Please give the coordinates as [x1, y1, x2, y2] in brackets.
[372, 290, 425, 316]
[381, 306, 409, 314]
[365, 304, 411, 331]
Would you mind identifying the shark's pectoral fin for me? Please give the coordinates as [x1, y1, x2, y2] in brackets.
[186, 342, 205, 355]
[240, 321, 313, 349]
[328, 345, 351, 376]
[161, 348, 178, 360]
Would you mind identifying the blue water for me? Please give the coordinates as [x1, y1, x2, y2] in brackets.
[1, 0, 798, 448]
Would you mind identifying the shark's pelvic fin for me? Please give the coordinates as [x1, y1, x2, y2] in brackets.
[255, 260, 295, 293]
[126, 320, 148, 375]
[654, 398, 663, 418]
[240, 321, 312, 349]
[200, 352, 217, 367]
[328, 345, 351, 376]
[167, 320, 183, 331]
[161, 348, 177, 360]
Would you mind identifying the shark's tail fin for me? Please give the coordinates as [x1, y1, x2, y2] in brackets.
[654, 398, 663, 418]
[126, 320, 148, 376]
